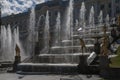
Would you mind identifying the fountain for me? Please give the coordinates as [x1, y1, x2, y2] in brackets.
[53, 12, 61, 47]
[89, 6, 95, 28]
[0, 25, 13, 61]
[62, 0, 74, 40]
[79, 2, 86, 37]
[27, 7, 36, 58]
[0, 25, 25, 62]
[17, 1, 93, 73]
[1, 1, 115, 74]
[41, 11, 50, 54]
[98, 10, 103, 27]
[105, 14, 110, 27]
[89, 6, 95, 36]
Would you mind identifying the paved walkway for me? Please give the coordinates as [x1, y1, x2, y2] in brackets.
[0, 73, 101, 80]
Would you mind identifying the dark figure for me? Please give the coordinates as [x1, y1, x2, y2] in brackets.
[91, 39, 100, 65]
[111, 16, 120, 44]
[111, 28, 117, 39]
[94, 39, 100, 55]
[110, 27, 120, 46]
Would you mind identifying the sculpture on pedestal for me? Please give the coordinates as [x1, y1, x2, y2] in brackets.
[79, 38, 86, 55]
[117, 16, 120, 26]
[78, 38, 87, 73]
[99, 25, 110, 78]
[15, 44, 21, 57]
[101, 26, 109, 56]
[13, 44, 21, 72]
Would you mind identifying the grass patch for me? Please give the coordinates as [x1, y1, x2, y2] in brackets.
[110, 46, 120, 68]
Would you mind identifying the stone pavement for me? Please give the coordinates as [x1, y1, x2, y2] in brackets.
[0, 73, 101, 80]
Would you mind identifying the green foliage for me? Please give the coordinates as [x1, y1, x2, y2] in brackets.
[110, 46, 120, 68]
[116, 46, 120, 54]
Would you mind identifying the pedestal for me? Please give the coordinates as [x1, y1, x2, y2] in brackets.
[13, 56, 21, 72]
[99, 56, 110, 78]
[78, 55, 87, 73]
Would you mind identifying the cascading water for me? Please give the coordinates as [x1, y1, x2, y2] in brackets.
[75, 19, 79, 29]
[13, 27, 26, 61]
[79, 2, 86, 37]
[98, 10, 103, 27]
[53, 12, 61, 46]
[105, 14, 110, 27]
[62, 0, 74, 63]
[89, 6, 95, 28]
[27, 7, 36, 57]
[0, 26, 8, 61]
[7, 25, 13, 60]
[62, 0, 74, 40]
[37, 15, 45, 28]
[89, 6, 95, 36]
[43, 11, 50, 54]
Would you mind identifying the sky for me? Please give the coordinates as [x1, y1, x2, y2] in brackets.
[1, 0, 46, 17]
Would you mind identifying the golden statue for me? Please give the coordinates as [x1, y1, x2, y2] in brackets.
[15, 44, 20, 57]
[101, 37, 109, 56]
[117, 15, 120, 26]
[100, 25, 109, 56]
[79, 38, 86, 55]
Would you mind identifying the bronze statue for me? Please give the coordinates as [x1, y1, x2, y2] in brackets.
[15, 44, 20, 57]
[100, 25, 109, 56]
[79, 38, 86, 55]
[117, 15, 120, 26]
[101, 37, 109, 56]
[13, 44, 21, 71]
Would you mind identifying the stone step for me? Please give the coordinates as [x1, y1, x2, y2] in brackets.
[23, 53, 89, 63]
[17, 63, 78, 74]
